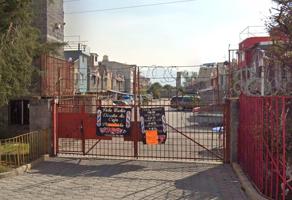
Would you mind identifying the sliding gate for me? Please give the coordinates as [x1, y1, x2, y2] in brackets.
[53, 67, 227, 162]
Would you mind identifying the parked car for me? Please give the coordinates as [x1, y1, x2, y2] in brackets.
[113, 100, 129, 106]
[170, 95, 200, 110]
[121, 95, 134, 105]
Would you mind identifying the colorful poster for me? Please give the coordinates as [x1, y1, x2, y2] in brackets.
[96, 107, 131, 136]
[140, 107, 167, 144]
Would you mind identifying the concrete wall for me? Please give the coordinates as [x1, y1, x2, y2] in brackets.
[29, 99, 52, 132]
[229, 98, 239, 163]
[46, 0, 64, 43]
[32, 0, 64, 43]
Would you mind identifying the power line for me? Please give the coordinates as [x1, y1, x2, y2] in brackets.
[65, 0, 198, 15]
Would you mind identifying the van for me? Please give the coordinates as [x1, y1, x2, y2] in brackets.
[170, 95, 200, 110]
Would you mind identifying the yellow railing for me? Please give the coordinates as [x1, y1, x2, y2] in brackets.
[0, 129, 49, 168]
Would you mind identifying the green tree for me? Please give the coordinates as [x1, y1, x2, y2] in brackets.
[0, 0, 40, 106]
[0, 0, 63, 106]
[163, 84, 174, 99]
[266, 0, 292, 68]
[147, 82, 162, 99]
[266, 0, 292, 180]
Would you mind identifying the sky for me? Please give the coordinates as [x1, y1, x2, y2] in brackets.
[64, 0, 274, 67]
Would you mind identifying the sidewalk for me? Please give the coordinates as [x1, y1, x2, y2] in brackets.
[0, 157, 247, 200]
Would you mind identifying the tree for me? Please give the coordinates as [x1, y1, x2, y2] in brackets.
[266, 0, 292, 69]
[0, 0, 63, 106]
[163, 84, 174, 99]
[266, 1, 292, 188]
[147, 82, 162, 99]
[0, 0, 39, 106]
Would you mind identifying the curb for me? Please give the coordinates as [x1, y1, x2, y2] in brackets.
[0, 154, 49, 179]
[232, 163, 268, 200]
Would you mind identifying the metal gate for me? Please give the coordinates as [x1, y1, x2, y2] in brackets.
[52, 66, 228, 162]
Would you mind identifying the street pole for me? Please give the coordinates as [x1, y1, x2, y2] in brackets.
[216, 63, 220, 104]
[138, 67, 141, 106]
[133, 66, 138, 158]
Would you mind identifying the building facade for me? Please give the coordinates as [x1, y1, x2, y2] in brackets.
[65, 46, 91, 94]
[100, 56, 134, 94]
[88, 53, 99, 93]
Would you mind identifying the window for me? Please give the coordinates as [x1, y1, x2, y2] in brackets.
[92, 75, 96, 85]
[80, 73, 84, 83]
[10, 100, 29, 125]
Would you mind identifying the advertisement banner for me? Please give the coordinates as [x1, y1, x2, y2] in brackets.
[96, 107, 131, 136]
[140, 107, 167, 144]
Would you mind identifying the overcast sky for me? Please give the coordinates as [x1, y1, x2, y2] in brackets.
[64, 0, 273, 66]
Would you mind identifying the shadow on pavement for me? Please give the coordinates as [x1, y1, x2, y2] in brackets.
[175, 165, 244, 200]
[31, 159, 145, 178]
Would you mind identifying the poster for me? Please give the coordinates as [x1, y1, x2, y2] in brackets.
[140, 107, 167, 144]
[96, 107, 131, 136]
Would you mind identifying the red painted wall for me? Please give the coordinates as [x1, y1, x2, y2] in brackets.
[238, 37, 271, 68]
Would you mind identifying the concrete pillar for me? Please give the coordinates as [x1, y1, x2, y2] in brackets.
[229, 98, 239, 163]
[29, 99, 52, 154]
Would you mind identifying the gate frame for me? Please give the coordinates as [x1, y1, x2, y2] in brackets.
[52, 65, 228, 162]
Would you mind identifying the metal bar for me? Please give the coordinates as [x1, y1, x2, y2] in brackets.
[52, 99, 58, 156]
[166, 123, 223, 160]
[85, 140, 101, 155]
[224, 99, 230, 163]
[281, 97, 286, 200]
[133, 66, 138, 158]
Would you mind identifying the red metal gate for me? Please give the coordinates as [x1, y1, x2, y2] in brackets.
[238, 94, 292, 200]
[52, 66, 227, 162]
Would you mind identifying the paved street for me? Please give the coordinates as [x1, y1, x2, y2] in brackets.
[0, 157, 247, 200]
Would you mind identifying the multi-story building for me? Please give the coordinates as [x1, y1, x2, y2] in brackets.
[192, 64, 217, 104]
[65, 44, 91, 94]
[139, 75, 151, 91]
[237, 36, 291, 95]
[100, 56, 134, 94]
[238, 36, 271, 68]
[88, 53, 100, 93]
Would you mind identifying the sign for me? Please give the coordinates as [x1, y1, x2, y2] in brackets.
[145, 130, 159, 145]
[96, 107, 131, 136]
[140, 107, 167, 144]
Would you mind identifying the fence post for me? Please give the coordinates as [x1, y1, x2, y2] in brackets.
[81, 105, 85, 155]
[229, 97, 240, 163]
[51, 98, 58, 156]
[281, 97, 287, 200]
[224, 99, 230, 163]
[133, 66, 139, 158]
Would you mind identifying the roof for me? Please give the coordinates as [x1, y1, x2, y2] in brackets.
[239, 36, 271, 51]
